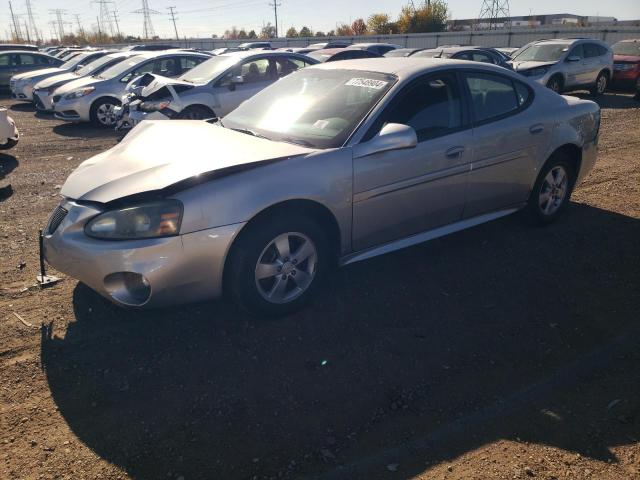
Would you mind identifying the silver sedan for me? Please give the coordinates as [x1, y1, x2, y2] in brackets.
[43, 58, 600, 316]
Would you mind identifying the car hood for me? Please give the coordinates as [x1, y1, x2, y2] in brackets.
[54, 76, 101, 96]
[34, 72, 81, 89]
[510, 60, 557, 71]
[13, 67, 68, 82]
[126, 73, 195, 98]
[613, 54, 640, 62]
[61, 120, 315, 203]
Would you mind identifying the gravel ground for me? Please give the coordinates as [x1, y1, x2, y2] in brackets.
[1, 91, 639, 480]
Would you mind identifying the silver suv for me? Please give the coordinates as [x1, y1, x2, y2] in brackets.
[510, 38, 613, 95]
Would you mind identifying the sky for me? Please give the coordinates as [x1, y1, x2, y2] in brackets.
[2, 0, 640, 42]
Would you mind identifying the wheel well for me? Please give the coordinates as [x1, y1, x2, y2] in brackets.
[600, 69, 611, 79]
[184, 104, 215, 115]
[550, 144, 582, 183]
[90, 96, 121, 114]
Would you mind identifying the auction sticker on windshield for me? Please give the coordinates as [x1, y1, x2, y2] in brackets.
[345, 78, 389, 89]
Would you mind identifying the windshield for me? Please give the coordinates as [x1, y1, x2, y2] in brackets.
[222, 68, 396, 149]
[412, 50, 442, 58]
[60, 52, 90, 69]
[97, 55, 147, 79]
[75, 55, 123, 76]
[512, 44, 568, 62]
[612, 42, 640, 56]
[306, 51, 333, 62]
[179, 55, 237, 83]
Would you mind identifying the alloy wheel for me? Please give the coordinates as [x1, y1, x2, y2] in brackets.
[96, 103, 118, 126]
[254, 232, 317, 304]
[596, 74, 607, 94]
[538, 166, 568, 216]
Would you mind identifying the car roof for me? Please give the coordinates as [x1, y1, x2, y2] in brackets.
[348, 43, 400, 48]
[308, 57, 511, 79]
[0, 50, 55, 56]
[131, 50, 210, 59]
[218, 50, 307, 59]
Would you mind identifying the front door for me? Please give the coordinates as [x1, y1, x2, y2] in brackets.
[352, 72, 472, 251]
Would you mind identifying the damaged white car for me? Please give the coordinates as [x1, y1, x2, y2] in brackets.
[0, 107, 19, 150]
[115, 51, 318, 128]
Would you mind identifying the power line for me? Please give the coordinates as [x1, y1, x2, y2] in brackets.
[477, 0, 510, 30]
[167, 6, 178, 40]
[74, 13, 85, 37]
[132, 0, 159, 39]
[112, 9, 122, 37]
[268, 0, 281, 37]
[93, 0, 115, 37]
[48, 8, 69, 40]
[25, 0, 41, 42]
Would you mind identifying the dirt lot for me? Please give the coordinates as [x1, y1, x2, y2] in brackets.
[1, 91, 639, 480]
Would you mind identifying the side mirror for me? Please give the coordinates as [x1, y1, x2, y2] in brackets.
[353, 123, 417, 159]
[566, 55, 581, 62]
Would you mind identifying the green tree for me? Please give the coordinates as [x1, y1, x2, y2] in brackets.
[238, 29, 248, 39]
[367, 13, 392, 34]
[396, 0, 448, 33]
[351, 18, 367, 35]
[326, 30, 335, 36]
[299, 26, 313, 37]
[260, 22, 276, 38]
[248, 30, 257, 38]
[335, 23, 353, 36]
[286, 26, 299, 37]
[315, 30, 326, 37]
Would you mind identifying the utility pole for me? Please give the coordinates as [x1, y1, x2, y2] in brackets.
[112, 9, 121, 37]
[9, 1, 22, 41]
[49, 9, 67, 41]
[23, 19, 31, 42]
[74, 13, 85, 37]
[93, 0, 115, 37]
[268, 0, 281, 38]
[133, 0, 159, 39]
[167, 6, 179, 40]
[96, 15, 102, 42]
[25, 0, 41, 43]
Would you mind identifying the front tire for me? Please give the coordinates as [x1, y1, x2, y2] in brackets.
[226, 213, 330, 317]
[0, 137, 18, 150]
[176, 105, 215, 120]
[90, 97, 121, 128]
[590, 71, 608, 96]
[546, 75, 563, 94]
[526, 154, 575, 225]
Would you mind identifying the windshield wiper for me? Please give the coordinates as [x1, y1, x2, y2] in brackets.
[280, 137, 315, 148]
[230, 127, 268, 140]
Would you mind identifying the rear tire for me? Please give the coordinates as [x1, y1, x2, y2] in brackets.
[90, 97, 121, 128]
[176, 105, 215, 120]
[0, 138, 18, 150]
[525, 154, 575, 225]
[226, 213, 330, 317]
[590, 71, 608, 96]
[546, 75, 563, 94]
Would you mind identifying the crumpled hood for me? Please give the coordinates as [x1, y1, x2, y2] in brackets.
[510, 60, 557, 72]
[61, 120, 314, 203]
[13, 67, 69, 82]
[127, 73, 195, 97]
[34, 72, 80, 90]
[54, 76, 101, 96]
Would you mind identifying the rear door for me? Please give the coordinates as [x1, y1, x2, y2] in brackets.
[352, 71, 473, 250]
[582, 43, 603, 85]
[0, 54, 13, 86]
[463, 71, 547, 217]
[564, 44, 588, 87]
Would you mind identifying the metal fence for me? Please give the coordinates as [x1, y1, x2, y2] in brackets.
[110, 26, 640, 50]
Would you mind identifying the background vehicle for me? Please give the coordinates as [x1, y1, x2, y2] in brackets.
[306, 48, 380, 63]
[0, 51, 62, 90]
[413, 46, 512, 69]
[53, 51, 209, 127]
[125, 44, 177, 51]
[43, 58, 600, 316]
[10, 50, 109, 100]
[0, 107, 18, 150]
[510, 38, 613, 95]
[495, 47, 519, 57]
[346, 43, 402, 55]
[384, 48, 427, 57]
[33, 52, 139, 112]
[119, 51, 318, 126]
[238, 41, 272, 50]
[610, 39, 640, 91]
[0, 44, 38, 52]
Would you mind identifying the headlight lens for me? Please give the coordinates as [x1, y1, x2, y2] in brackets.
[85, 200, 183, 240]
[64, 86, 96, 100]
[522, 66, 550, 77]
[139, 99, 171, 112]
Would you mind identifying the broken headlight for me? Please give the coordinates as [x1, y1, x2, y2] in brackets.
[85, 200, 183, 240]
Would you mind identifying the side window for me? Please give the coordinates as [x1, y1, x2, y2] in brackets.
[568, 44, 584, 60]
[514, 81, 531, 107]
[154, 57, 181, 77]
[239, 58, 271, 83]
[180, 56, 203, 73]
[583, 43, 600, 58]
[120, 61, 154, 83]
[381, 74, 463, 141]
[0, 54, 8, 67]
[596, 44, 609, 56]
[454, 52, 471, 61]
[36, 55, 51, 65]
[275, 57, 304, 78]
[18, 54, 37, 65]
[465, 72, 519, 123]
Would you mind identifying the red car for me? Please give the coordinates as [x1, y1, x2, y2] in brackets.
[611, 39, 640, 91]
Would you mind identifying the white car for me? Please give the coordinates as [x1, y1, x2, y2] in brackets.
[0, 107, 19, 150]
[116, 51, 318, 127]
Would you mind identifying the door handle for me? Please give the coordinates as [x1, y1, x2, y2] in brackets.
[529, 124, 544, 134]
[445, 146, 465, 159]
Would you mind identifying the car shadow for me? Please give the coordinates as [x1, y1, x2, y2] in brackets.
[0, 153, 18, 202]
[52, 123, 122, 139]
[8, 101, 36, 112]
[41, 204, 640, 479]
[570, 91, 638, 109]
